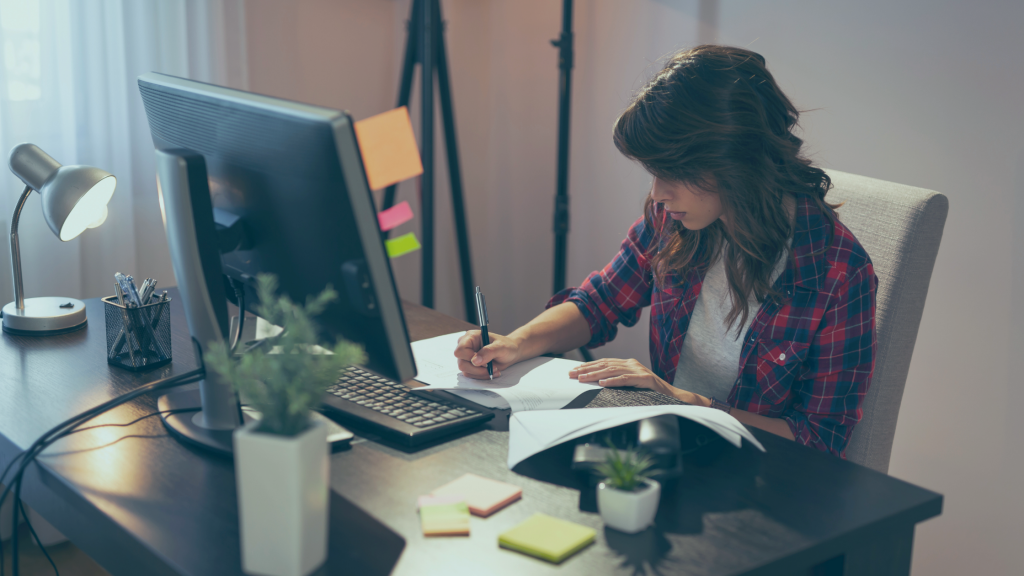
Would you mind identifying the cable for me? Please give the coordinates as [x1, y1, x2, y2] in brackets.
[18, 499, 58, 576]
[0, 368, 202, 576]
[229, 279, 248, 426]
[229, 279, 246, 354]
[3, 371, 201, 576]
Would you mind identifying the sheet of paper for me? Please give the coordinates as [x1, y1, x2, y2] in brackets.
[506, 405, 766, 469]
[411, 332, 599, 412]
[385, 232, 421, 258]
[353, 106, 423, 191]
[377, 200, 414, 232]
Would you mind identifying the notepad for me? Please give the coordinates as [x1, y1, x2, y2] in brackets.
[353, 106, 423, 191]
[377, 200, 414, 232]
[385, 232, 421, 258]
[499, 513, 595, 563]
[430, 473, 522, 517]
[420, 501, 471, 536]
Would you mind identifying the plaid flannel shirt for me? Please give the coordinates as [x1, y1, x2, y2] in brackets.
[548, 197, 877, 457]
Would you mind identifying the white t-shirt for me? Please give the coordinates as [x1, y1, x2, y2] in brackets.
[672, 242, 789, 400]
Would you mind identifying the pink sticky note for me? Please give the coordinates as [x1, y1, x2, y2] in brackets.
[378, 201, 414, 232]
[430, 473, 522, 517]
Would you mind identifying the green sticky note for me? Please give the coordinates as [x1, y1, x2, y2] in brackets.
[386, 232, 421, 258]
[498, 513, 595, 563]
[421, 502, 470, 536]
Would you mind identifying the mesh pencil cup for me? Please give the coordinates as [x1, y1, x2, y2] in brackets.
[103, 296, 172, 371]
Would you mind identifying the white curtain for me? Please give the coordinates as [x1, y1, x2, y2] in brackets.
[0, 0, 247, 307]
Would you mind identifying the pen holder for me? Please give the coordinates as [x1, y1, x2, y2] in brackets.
[103, 296, 172, 371]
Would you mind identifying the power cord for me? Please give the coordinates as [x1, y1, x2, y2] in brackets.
[0, 368, 203, 576]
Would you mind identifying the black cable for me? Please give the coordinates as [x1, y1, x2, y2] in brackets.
[229, 279, 248, 427]
[0, 368, 202, 576]
[229, 279, 246, 354]
[18, 499, 58, 576]
[3, 373, 201, 576]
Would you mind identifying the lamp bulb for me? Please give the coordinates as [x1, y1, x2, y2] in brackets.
[86, 205, 108, 229]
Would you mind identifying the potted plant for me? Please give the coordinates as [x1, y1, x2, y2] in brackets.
[595, 444, 661, 534]
[205, 274, 365, 576]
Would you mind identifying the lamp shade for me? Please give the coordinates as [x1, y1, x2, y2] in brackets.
[9, 143, 116, 241]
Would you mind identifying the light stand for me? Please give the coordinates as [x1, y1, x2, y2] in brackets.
[3, 144, 116, 336]
[550, 0, 593, 362]
[380, 0, 476, 321]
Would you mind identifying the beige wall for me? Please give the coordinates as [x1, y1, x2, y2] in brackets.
[244, 1, 1024, 573]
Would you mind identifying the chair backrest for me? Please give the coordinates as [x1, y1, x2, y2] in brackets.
[825, 170, 948, 473]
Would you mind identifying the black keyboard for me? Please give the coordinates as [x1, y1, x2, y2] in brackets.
[322, 367, 493, 447]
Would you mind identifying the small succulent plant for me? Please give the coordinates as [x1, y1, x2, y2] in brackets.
[596, 442, 655, 492]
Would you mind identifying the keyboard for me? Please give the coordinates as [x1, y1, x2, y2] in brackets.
[322, 366, 494, 447]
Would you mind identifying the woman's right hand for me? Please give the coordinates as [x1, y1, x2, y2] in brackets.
[454, 330, 523, 380]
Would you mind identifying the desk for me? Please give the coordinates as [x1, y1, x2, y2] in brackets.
[0, 290, 941, 576]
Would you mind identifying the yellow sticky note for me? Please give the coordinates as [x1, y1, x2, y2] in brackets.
[353, 107, 423, 191]
[385, 232, 421, 258]
[499, 513, 595, 563]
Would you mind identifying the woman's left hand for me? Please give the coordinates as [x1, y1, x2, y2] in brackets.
[569, 358, 700, 403]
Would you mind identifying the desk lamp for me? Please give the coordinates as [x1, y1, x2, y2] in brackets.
[3, 143, 116, 335]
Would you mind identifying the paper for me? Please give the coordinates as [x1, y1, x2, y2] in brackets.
[353, 106, 423, 191]
[506, 405, 766, 469]
[498, 513, 595, 563]
[430, 473, 522, 517]
[411, 332, 600, 412]
[377, 200, 414, 232]
[420, 501, 471, 536]
[385, 232, 421, 258]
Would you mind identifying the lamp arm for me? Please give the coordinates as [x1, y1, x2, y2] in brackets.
[9, 185, 32, 311]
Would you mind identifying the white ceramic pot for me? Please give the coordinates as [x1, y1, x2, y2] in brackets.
[234, 418, 329, 576]
[597, 478, 661, 534]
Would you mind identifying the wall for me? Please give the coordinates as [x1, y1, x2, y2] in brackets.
[244, 1, 1023, 573]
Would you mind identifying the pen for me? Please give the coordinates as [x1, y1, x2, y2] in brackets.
[474, 286, 493, 379]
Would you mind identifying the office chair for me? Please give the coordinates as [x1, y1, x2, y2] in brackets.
[826, 170, 949, 474]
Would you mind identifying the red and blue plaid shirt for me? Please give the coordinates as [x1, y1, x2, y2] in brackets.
[548, 197, 877, 457]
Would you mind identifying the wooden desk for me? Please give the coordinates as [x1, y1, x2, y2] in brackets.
[0, 291, 941, 575]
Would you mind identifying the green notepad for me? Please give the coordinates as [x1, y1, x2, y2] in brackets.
[498, 513, 596, 563]
[420, 501, 471, 536]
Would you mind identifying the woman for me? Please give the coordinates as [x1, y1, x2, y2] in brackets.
[455, 45, 877, 458]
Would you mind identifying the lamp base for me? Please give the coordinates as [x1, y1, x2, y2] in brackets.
[2, 297, 87, 336]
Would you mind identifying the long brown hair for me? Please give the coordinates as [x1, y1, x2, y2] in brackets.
[612, 45, 839, 334]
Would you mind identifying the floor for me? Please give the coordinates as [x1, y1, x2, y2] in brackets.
[1, 526, 109, 576]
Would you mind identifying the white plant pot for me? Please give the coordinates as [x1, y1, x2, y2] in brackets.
[234, 418, 329, 576]
[597, 478, 661, 534]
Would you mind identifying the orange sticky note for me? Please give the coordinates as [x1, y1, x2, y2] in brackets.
[430, 473, 522, 517]
[353, 107, 423, 191]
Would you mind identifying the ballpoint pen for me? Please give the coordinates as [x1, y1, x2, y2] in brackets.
[474, 286, 493, 379]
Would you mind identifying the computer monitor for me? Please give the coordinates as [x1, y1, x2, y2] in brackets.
[138, 72, 416, 453]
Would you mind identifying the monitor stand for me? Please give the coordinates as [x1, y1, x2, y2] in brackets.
[159, 388, 354, 456]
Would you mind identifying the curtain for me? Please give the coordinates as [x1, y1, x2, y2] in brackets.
[0, 0, 247, 308]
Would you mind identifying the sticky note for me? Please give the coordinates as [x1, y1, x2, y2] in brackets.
[378, 201, 414, 232]
[417, 494, 465, 509]
[421, 501, 471, 537]
[498, 513, 595, 563]
[353, 107, 423, 191]
[430, 473, 522, 517]
[385, 232, 421, 258]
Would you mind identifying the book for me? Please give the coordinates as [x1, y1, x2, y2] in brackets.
[498, 513, 596, 563]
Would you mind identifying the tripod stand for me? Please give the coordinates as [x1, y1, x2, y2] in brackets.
[551, 0, 594, 362]
[381, 0, 475, 322]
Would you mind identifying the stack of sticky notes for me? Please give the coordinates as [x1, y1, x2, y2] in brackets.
[499, 513, 596, 563]
[418, 495, 471, 537]
[430, 473, 522, 517]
